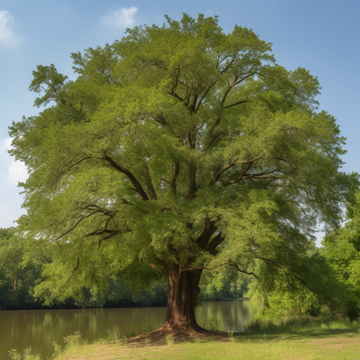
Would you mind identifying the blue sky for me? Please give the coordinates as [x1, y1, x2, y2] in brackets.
[0, 1, 359, 244]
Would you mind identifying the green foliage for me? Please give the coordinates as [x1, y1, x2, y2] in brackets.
[0, 228, 45, 310]
[102, 276, 167, 308]
[321, 191, 360, 320]
[199, 266, 251, 300]
[106, 325, 122, 343]
[245, 246, 347, 319]
[8, 347, 42, 360]
[63, 331, 84, 350]
[50, 331, 86, 360]
[0, 226, 167, 309]
[8, 13, 357, 310]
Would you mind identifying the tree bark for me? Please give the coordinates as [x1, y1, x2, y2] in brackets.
[162, 264, 203, 332]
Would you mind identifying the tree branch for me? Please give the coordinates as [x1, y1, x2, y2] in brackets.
[97, 154, 149, 201]
[196, 218, 217, 250]
[167, 65, 188, 106]
[223, 99, 249, 110]
[212, 156, 261, 184]
[96, 231, 124, 248]
[211, 162, 236, 184]
[206, 117, 222, 146]
[73, 258, 80, 272]
[170, 162, 179, 192]
[55, 156, 93, 182]
[141, 161, 158, 200]
[219, 54, 237, 74]
[187, 163, 197, 199]
[231, 264, 259, 279]
[227, 163, 293, 186]
[220, 67, 257, 107]
[52, 215, 91, 242]
[195, 80, 218, 112]
[207, 233, 225, 255]
[180, 261, 228, 272]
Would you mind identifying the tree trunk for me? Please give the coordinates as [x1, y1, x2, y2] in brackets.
[162, 264, 203, 332]
[127, 263, 215, 343]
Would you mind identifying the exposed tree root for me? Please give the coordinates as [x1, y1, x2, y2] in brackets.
[125, 326, 229, 346]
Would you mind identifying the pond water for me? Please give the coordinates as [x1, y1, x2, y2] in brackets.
[0, 299, 261, 359]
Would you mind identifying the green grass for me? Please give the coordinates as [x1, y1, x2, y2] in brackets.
[51, 334, 360, 360]
[8, 317, 360, 360]
[244, 316, 360, 338]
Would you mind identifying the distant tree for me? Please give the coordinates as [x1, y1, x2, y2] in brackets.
[322, 192, 360, 320]
[0, 228, 44, 309]
[247, 248, 345, 318]
[9, 14, 357, 336]
[0, 230, 167, 310]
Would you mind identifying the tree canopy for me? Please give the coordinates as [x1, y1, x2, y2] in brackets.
[9, 14, 357, 335]
[321, 191, 360, 319]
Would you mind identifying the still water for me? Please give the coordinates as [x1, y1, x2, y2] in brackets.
[0, 300, 261, 359]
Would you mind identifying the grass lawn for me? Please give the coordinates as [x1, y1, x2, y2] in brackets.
[10, 318, 360, 360]
[54, 333, 360, 360]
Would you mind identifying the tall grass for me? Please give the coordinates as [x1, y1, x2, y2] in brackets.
[8, 327, 129, 360]
[106, 325, 126, 344]
[51, 331, 86, 360]
[8, 347, 42, 360]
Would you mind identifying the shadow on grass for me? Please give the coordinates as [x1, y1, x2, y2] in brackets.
[238, 316, 360, 341]
[124, 317, 360, 347]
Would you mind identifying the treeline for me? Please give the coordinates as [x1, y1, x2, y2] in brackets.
[0, 226, 164, 309]
[0, 227, 249, 310]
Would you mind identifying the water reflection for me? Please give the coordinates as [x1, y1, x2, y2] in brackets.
[196, 300, 260, 332]
[0, 300, 260, 359]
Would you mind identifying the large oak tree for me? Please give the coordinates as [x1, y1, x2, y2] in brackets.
[10, 14, 356, 336]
